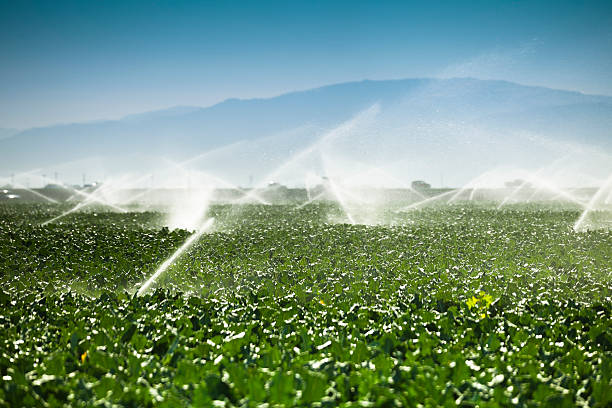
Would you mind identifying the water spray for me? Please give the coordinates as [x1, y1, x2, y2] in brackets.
[573, 174, 612, 232]
[398, 189, 459, 211]
[136, 217, 215, 296]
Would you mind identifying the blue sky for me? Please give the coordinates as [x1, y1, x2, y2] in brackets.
[1, 0, 611, 128]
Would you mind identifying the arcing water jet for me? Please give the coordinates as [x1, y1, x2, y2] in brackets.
[136, 217, 215, 296]
[573, 173, 612, 232]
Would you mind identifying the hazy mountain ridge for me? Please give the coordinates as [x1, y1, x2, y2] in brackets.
[1, 78, 611, 184]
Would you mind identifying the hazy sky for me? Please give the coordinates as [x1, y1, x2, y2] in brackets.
[1, 0, 611, 129]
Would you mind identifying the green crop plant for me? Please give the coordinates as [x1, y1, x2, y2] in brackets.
[0, 202, 610, 407]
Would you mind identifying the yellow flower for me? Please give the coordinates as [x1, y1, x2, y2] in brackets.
[319, 299, 326, 305]
[81, 351, 87, 363]
[466, 296, 478, 309]
[467, 292, 494, 319]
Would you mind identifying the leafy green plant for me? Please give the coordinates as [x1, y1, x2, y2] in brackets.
[0, 202, 610, 407]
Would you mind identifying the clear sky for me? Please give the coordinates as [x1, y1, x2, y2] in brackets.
[1, 0, 611, 129]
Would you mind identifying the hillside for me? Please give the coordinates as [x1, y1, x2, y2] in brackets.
[1, 78, 611, 186]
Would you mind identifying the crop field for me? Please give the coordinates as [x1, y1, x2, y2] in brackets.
[0, 202, 611, 407]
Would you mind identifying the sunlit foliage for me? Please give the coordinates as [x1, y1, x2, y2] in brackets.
[0, 203, 610, 407]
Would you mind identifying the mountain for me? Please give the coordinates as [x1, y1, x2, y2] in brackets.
[1, 78, 611, 187]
